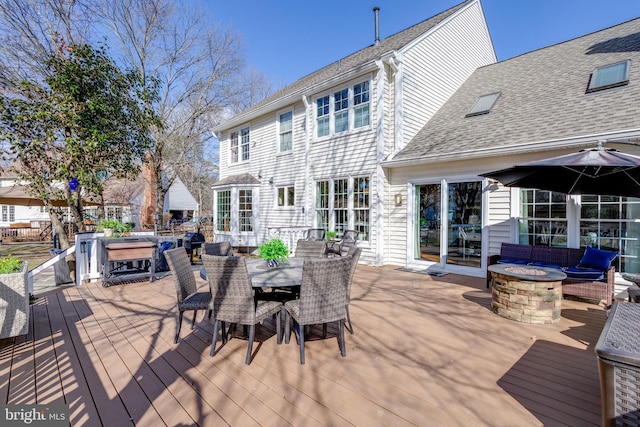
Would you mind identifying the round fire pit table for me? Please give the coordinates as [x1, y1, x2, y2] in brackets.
[488, 263, 567, 324]
[622, 273, 640, 302]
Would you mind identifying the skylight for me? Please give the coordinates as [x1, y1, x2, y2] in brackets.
[587, 60, 630, 93]
[466, 92, 500, 117]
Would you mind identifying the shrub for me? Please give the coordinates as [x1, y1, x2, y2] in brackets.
[0, 254, 23, 274]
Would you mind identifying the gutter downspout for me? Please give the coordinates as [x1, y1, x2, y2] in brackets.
[302, 95, 311, 226]
[375, 59, 386, 266]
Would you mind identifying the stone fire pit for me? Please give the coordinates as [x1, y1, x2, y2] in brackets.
[488, 263, 567, 324]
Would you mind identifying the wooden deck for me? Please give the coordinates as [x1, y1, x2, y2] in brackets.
[0, 264, 608, 426]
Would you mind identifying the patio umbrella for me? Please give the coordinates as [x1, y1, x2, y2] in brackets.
[0, 185, 101, 207]
[480, 147, 640, 198]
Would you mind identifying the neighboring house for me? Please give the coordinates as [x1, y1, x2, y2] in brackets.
[128, 174, 199, 228]
[0, 170, 50, 226]
[0, 169, 198, 231]
[382, 16, 640, 279]
[211, 0, 496, 263]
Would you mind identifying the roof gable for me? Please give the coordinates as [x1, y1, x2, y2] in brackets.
[389, 17, 640, 165]
[214, 0, 475, 132]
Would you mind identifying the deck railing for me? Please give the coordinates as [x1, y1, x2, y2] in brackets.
[267, 227, 310, 254]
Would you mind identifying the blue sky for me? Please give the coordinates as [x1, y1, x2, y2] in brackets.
[201, 0, 640, 87]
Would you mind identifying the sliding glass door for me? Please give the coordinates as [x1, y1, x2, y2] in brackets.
[415, 180, 483, 268]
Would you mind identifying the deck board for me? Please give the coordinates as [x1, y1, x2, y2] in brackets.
[0, 264, 610, 426]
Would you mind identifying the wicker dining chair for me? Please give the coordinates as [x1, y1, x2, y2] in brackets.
[306, 228, 326, 241]
[294, 239, 326, 258]
[344, 247, 361, 335]
[164, 247, 212, 344]
[202, 254, 283, 365]
[203, 242, 233, 256]
[284, 256, 351, 364]
[325, 230, 358, 257]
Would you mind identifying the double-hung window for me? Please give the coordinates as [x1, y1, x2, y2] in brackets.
[317, 96, 330, 138]
[316, 181, 329, 230]
[353, 177, 370, 241]
[334, 89, 349, 133]
[278, 111, 293, 152]
[353, 81, 370, 128]
[1, 205, 14, 222]
[230, 127, 250, 163]
[239, 190, 253, 232]
[240, 127, 250, 161]
[216, 190, 231, 231]
[334, 179, 349, 233]
[106, 207, 123, 223]
[230, 132, 239, 163]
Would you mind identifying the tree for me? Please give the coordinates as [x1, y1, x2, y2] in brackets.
[95, 0, 270, 226]
[0, 0, 272, 233]
[0, 41, 159, 249]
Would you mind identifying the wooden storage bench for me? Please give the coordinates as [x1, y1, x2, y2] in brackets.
[487, 243, 616, 306]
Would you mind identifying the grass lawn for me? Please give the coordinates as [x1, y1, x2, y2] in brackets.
[0, 242, 53, 271]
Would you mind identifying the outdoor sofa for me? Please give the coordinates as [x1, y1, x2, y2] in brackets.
[487, 243, 617, 306]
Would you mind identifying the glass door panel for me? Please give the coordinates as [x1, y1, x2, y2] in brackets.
[446, 181, 482, 268]
[416, 184, 441, 262]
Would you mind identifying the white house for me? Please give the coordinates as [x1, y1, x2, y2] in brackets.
[211, 0, 496, 264]
[213, 0, 640, 289]
[382, 15, 640, 281]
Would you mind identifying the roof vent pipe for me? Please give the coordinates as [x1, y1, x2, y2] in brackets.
[373, 7, 380, 46]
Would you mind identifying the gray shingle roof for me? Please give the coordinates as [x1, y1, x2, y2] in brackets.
[212, 173, 260, 187]
[225, 1, 473, 120]
[389, 17, 640, 165]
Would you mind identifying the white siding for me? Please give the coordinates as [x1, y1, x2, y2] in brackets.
[214, 1, 495, 267]
[164, 177, 198, 211]
[384, 157, 500, 267]
[486, 186, 512, 255]
[400, 2, 495, 147]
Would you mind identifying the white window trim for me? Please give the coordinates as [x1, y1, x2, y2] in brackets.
[276, 109, 294, 154]
[313, 76, 372, 140]
[276, 185, 295, 209]
[229, 125, 251, 164]
[313, 176, 370, 242]
[213, 185, 260, 236]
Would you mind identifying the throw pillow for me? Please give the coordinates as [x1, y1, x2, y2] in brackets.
[577, 246, 617, 271]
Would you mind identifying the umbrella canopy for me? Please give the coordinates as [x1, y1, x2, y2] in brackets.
[0, 185, 102, 207]
[480, 147, 640, 198]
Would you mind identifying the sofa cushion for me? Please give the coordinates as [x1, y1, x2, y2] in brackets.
[563, 266, 605, 280]
[529, 261, 563, 270]
[577, 246, 617, 271]
[497, 258, 529, 265]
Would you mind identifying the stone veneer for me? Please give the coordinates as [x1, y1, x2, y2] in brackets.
[491, 272, 562, 324]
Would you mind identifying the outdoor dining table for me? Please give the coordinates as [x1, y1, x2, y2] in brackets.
[199, 257, 304, 288]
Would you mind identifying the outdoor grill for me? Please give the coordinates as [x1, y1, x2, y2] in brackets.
[183, 231, 205, 263]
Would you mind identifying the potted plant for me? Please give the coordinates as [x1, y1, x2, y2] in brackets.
[0, 254, 29, 338]
[98, 218, 122, 237]
[325, 231, 338, 241]
[119, 222, 134, 237]
[258, 238, 289, 267]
